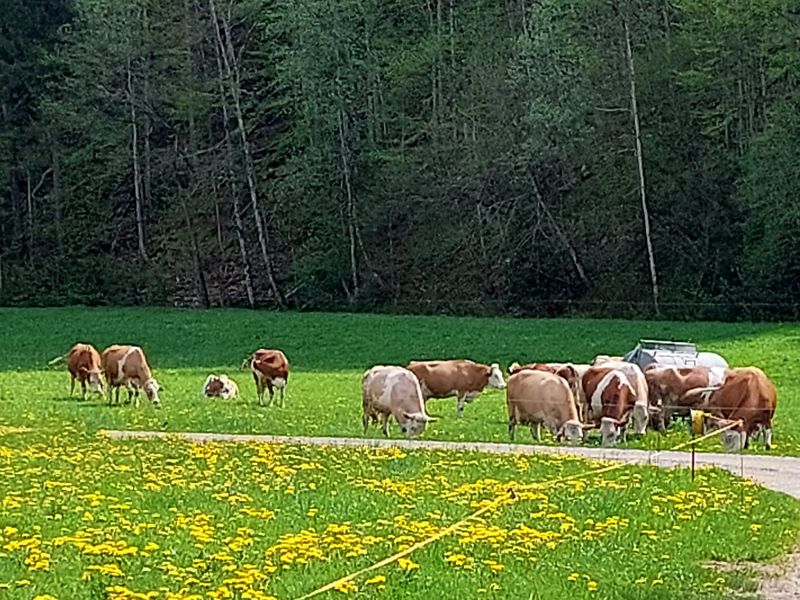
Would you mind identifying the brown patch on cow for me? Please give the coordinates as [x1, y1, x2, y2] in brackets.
[67, 343, 103, 399]
[251, 349, 289, 406]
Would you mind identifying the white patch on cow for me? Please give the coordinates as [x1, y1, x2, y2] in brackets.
[115, 346, 139, 385]
[708, 367, 727, 387]
[273, 377, 287, 389]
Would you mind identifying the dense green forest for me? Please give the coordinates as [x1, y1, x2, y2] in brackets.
[1, 0, 798, 319]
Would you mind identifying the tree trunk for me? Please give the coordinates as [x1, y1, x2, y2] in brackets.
[211, 0, 285, 308]
[51, 142, 62, 253]
[338, 107, 359, 300]
[142, 7, 153, 209]
[26, 171, 33, 266]
[209, 0, 254, 309]
[182, 0, 210, 308]
[127, 57, 148, 261]
[622, 4, 659, 316]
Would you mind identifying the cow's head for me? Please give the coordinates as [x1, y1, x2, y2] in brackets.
[399, 412, 434, 437]
[143, 378, 161, 407]
[557, 419, 585, 444]
[487, 363, 506, 389]
[507, 362, 522, 376]
[600, 417, 622, 446]
[82, 367, 104, 394]
[631, 402, 650, 435]
[719, 420, 746, 451]
[203, 375, 224, 397]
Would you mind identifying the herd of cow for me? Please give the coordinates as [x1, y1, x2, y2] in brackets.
[60, 342, 777, 453]
[363, 357, 777, 452]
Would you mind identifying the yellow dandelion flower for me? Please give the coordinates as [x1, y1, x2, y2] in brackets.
[397, 557, 420, 572]
[587, 581, 598, 591]
[333, 579, 358, 593]
[567, 572, 580, 582]
[365, 575, 386, 586]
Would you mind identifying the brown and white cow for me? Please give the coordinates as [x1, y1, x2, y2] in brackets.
[506, 369, 587, 444]
[250, 349, 289, 407]
[592, 360, 652, 435]
[582, 366, 641, 446]
[406, 359, 506, 417]
[684, 367, 777, 451]
[101, 345, 161, 408]
[362, 366, 434, 437]
[508, 362, 586, 421]
[67, 342, 104, 400]
[202, 374, 239, 399]
[646, 365, 727, 427]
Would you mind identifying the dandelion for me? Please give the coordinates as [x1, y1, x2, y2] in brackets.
[333, 579, 358, 593]
[587, 581, 598, 591]
[397, 557, 420, 572]
[568, 572, 580, 582]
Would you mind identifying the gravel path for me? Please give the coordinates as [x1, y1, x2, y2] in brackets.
[103, 429, 800, 499]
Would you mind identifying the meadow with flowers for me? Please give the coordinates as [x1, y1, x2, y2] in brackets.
[1, 307, 800, 598]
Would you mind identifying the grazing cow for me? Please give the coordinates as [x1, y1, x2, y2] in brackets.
[508, 362, 586, 421]
[66, 343, 104, 400]
[101, 345, 161, 408]
[406, 359, 506, 417]
[362, 366, 434, 437]
[202, 375, 239, 399]
[250, 349, 289, 407]
[645, 366, 727, 426]
[582, 367, 640, 446]
[592, 360, 652, 435]
[684, 367, 777, 451]
[506, 370, 587, 444]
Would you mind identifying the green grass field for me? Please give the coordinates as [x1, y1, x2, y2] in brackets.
[0, 307, 798, 455]
[1, 308, 800, 599]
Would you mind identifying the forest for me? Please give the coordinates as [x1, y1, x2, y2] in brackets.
[1, 0, 798, 319]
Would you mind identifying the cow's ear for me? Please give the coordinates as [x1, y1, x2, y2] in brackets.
[78, 366, 89, 375]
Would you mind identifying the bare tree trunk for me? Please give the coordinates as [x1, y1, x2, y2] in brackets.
[25, 171, 33, 266]
[211, 178, 225, 256]
[338, 107, 358, 300]
[127, 57, 148, 261]
[142, 7, 153, 209]
[209, 0, 254, 309]
[211, 0, 285, 308]
[622, 5, 659, 316]
[51, 143, 62, 253]
[182, 0, 210, 308]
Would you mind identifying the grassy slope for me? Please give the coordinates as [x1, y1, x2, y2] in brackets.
[0, 427, 798, 600]
[0, 307, 797, 455]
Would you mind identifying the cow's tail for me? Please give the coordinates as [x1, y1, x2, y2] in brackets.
[47, 354, 67, 368]
[240, 355, 253, 371]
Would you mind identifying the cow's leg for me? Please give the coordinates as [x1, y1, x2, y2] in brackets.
[279, 386, 286, 408]
[380, 414, 390, 437]
[81, 381, 87, 402]
[456, 394, 466, 418]
[252, 372, 262, 405]
[508, 418, 516, 441]
[114, 386, 120, 406]
[764, 427, 773, 450]
[70, 377, 76, 397]
[531, 422, 542, 442]
[363, 410, 370, 434]
[266, 381, 275, 407]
